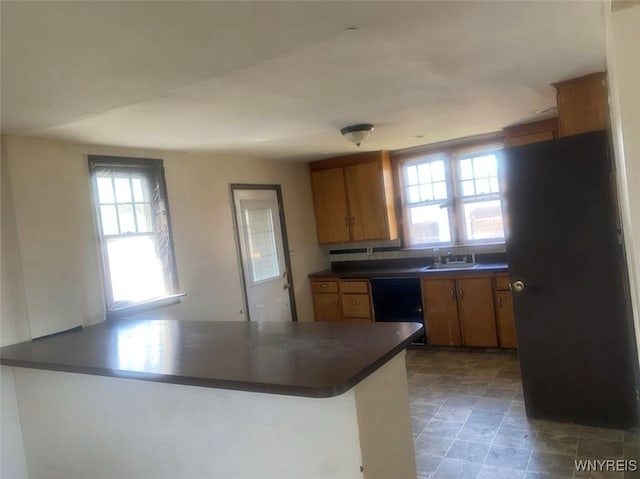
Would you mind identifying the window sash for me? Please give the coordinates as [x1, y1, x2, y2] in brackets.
[89, 156, 178, 313]
[399, 146, 505, 247]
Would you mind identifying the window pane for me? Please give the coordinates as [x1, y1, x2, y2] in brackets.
[462, 200, 505, 241]
[473, 155, 495, 178]
[114, 177, 132, 203]
[407, 204, 451, 245]
[406, 165, 418, 186]
[420, 184, 433, 202]
[431, 161, 445, 182]
[433, 182, 447, 200]
[107, 236, 166, 303]
[475, 178, 491, 195]
[461, 180, 475, 196]
[100, 205, 119, 235]
[459, 159, 473, 180]
[136, 204, 153, 233]
[417, 163, 432, 183]
[407, 186, 420, 204]
[96, 176, 115, 204]
[244, 208, 280, 282]
[118, 204, 136, 233]
[131, 177, 148, 202]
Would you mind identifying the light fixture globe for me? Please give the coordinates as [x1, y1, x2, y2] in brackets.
[340, 123, 374, 147]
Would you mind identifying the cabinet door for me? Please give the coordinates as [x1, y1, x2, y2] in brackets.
[495, 291, 517, 348]
[310, 168, 350, 243]
[344, 162, 388, 241]
[421, 279, 461, 346]
[555, 73, 608, 137]
[457, 278, 498, 347]
[341, 294, 371, 320]
[312, 293, 341, 322]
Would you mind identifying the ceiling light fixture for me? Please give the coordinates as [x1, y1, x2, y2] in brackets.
[340, 123, 374, 147]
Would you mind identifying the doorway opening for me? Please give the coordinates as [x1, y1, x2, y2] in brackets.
[230, 184, 297, 322]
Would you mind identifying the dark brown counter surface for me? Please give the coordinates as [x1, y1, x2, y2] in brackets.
[309, 262, 509, 279]
[0, 317, 423, 398]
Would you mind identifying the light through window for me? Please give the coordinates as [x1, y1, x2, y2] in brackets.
[399, 144, 505, 247]
[89, 156, 178, 314]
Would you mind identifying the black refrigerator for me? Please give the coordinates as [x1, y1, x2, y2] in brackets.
[499, 130, 639, 429]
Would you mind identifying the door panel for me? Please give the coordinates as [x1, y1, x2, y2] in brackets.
[421, 279, 461, 346]
[457, 278, 498, 347]
[233, 189, 293, 322]
[500, 130, 638, 428]
[310, 168, 350, 243]
[344, 162, 388, 241]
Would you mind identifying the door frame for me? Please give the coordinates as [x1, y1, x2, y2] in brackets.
[229, 184, 297, 322]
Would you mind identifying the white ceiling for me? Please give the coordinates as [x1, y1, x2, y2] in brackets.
[1, 1, 606, 161]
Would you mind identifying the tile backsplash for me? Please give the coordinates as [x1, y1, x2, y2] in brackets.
[327, 239, 506, 263]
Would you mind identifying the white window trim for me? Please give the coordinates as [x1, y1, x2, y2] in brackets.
[397, 142, 506, 248]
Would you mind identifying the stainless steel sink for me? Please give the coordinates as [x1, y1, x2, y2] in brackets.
[422, 263, 480, 271]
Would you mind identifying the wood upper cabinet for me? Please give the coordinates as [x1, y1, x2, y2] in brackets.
[457, 278, 498, 347]
[503, 118, 559, 147]
[309, 152, 397, 244]
[421, 279, 462, 346]
[554, 72, 608, 137]
[310, 168, 350, 243]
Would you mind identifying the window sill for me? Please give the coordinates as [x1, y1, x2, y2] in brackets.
[106, 292, 187, 320]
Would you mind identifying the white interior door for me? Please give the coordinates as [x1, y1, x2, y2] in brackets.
[233, 188, 293, 322]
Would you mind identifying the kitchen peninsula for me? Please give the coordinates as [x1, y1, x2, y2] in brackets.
[0, 316, 422, 479]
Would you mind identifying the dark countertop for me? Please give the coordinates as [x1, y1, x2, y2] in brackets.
[0, 317, 423, 398]
[309, 262, 509, 279]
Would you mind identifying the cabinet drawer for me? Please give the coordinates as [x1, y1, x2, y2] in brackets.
[495, 276, 511, 291]
[311, 281, 338, 293]
[341, 294, 371, 318]
[339, 280, 369, 294]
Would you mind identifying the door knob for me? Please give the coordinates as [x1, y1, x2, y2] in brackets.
[512, 280, 525, 292]
[283, 283, 290, 290]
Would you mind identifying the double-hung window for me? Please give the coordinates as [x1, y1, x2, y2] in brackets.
[89, 156, 179, 317]
[399, 143, 505, 247]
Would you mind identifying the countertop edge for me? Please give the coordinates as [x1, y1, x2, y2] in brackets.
[1, 323, 424, 399]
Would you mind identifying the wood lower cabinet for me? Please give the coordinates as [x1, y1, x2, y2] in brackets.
[311, 280, 341, 321]
[422, 276, 502, 348]
[457, 278, 498, 347]
[494, 275, 517, 348]
[311, 278, 372, 322]
[421, 279, 461, 346]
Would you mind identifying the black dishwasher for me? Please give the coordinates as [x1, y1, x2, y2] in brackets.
[370, 278, 425, 344]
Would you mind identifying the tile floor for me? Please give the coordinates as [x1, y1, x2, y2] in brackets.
[406, 349, 639, 479]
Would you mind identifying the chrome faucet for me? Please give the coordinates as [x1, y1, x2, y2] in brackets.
[433, 248, 441, 266]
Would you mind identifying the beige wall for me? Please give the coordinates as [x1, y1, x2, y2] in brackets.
[606, 3, 640, 363]
[1, 134, 328, 340]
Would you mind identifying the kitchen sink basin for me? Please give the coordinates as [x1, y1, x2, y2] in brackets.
[422, 263, 480, 271]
